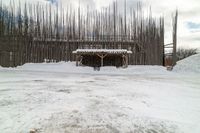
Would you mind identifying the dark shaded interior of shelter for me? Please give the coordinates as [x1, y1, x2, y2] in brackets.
[82, 54, 123, 67]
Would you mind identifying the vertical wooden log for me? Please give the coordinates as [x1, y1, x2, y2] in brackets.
[101, 56, 104, 67]
[125, 54, 128, 67]
[76, 54, 78, 66]
[172, 10, 178, 66]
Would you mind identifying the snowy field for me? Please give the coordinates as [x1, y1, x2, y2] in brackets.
[0, 54, 200, 133]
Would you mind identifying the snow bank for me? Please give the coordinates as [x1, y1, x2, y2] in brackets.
[173, 53, 200, 73]
[0, 62, 169, 75]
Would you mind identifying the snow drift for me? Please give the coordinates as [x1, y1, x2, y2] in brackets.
[0, 61, 169, 75]
[173, 53, 200, 73]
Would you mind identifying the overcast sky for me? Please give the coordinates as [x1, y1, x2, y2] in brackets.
[3, 0, 200, 48]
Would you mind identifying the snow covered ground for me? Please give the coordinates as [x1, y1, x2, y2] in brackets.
[0, 54, 200, 133]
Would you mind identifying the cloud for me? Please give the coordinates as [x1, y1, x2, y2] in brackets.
[141, 0, 200, 48]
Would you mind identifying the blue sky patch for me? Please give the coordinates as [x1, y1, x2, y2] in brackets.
[187, 22, 200, 29]
[45, 0, 57, 4]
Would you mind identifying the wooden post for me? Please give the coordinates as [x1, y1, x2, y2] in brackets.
[122, 54, 125, 67]
[97, 53, 107, 67]
[76, 54, 79, 66]
[126, 54, 128, 67]
[80, 56, 83, 65]
[101, 56, 104, 67]
[122, 54, 128, 68]
[172, 10, 178, 66]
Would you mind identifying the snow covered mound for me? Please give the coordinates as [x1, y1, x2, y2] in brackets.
[173, 53, 200, 73]
[0, 62, 169, 75]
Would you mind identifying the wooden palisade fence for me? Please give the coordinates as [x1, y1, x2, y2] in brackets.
[0, 1, 177, 67]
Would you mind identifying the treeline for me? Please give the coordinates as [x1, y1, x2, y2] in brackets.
[0, 1, 166, 67]
[177, 48, 197, 61]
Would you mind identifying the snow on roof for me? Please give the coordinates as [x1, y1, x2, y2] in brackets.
[73, 49, 132, 54]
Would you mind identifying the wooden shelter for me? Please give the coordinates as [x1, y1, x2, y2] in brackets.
[73, 49, 132, 68]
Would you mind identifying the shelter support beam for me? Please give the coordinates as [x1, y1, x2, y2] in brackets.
[76, 54, 82, 66]
[122, 54, 128, 68]
[97, 54, 107, 67]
